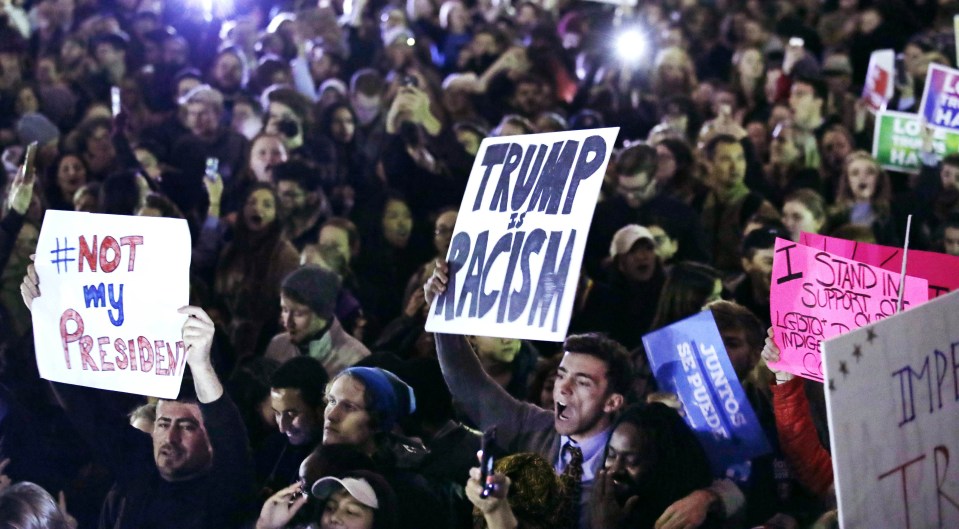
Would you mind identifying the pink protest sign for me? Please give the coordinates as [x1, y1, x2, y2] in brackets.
[800, 232, 959, 299]
[769, 238, 928, 382]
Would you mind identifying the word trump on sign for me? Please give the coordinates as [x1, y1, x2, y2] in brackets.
[823, 289, 959, 529]
[31, 211, 191, 398]
[768, 238, 928, 382]
[425, 128, 619, 342]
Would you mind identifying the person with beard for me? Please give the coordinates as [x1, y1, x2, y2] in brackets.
[215, 184, 300, 359]
[425, 266, 745, 529]
[590, 403, 714, 529]
[578, 225, 667, 350]
[255, 356, 330, 503]
[208, 47, 248, 109]
[19, 273, 256, 528]
[585, 143, 709, 279]
[265, 265, 371, 375]
[274, 159, 330, 251]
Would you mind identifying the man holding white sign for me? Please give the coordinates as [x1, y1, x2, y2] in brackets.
[20, 230, 256, 529]
[421, 129, 744, 529]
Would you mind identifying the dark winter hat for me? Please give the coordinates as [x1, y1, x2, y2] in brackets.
[339, 367, 416, 433]
[16, 113, 60, 146]
[281, 265, 341, 320]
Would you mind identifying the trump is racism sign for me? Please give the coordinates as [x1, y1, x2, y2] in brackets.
[425, 128, 619, 341]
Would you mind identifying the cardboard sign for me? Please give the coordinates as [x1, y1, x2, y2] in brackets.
[800, 232, 959, 300]
[425, 128, 619, 341]
[822, 289, 959, 529]
[872, 111, 959, 174]
[955, 16, 959, 68]
[862, 50, 895, 112]
[31, 211, 192, 398]
[643, 310, 771, 476]
[918, 63, 959, 131]
[769, 238, 928, 382]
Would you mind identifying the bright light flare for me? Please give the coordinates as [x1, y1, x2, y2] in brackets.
[616, 29, 648, 63]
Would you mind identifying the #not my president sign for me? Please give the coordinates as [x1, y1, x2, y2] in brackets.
[425, 128, 619, 341]
[31, 211, 191, 398]
[823, 289, 959, 529]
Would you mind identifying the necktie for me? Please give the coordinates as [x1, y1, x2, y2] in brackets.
[562, 443, 584, 529]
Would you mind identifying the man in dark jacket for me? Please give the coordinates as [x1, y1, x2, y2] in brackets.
[20, 269, 256, 529]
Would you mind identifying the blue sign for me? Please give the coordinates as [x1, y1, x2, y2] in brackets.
[642, 311, 771, 476]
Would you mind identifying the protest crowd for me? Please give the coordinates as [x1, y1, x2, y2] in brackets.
[0, 0, 958, 527]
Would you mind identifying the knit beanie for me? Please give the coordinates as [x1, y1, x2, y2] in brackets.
[340, 367, 416, 433]
[281, 265, 341, 319]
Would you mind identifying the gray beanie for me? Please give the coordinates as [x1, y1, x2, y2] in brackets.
[16, 112, 60, 146]
[281, 265, 341, 319]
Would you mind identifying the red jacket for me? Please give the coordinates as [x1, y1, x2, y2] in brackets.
[771, 377, 834, 497]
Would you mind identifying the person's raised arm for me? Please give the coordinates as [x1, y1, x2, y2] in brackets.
[1, 154, 34, 272]
[424, 261, 551, 440]
[465, 467, 518, 529]
[761, 328, 834, 497]
[178, 306, 223, 403]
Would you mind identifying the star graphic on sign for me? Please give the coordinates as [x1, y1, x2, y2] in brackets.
[839, 361, 849, 378]
[829, 378, 836, 391]
[852, 345, 863, 362]
[866, 328, 877, 344]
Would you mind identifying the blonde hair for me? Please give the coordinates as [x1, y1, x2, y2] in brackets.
[836, 151, 891, 215]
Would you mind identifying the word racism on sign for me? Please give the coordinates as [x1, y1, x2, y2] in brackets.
[862, 49, 895, 112]
[31, 211, 191, 398]
[919, 63, 959, 131]
[425, 128, 619, 341]
[800, 232, 959, 300]
[872, 111, 959, 174]
[643, 311, 771, 476]
[768, 238, 928, 382]
[823, 289, 959, 529]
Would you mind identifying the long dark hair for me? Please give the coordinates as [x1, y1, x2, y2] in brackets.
[0, 482, 72, 529]
[650, 262, 721, 330]
[43, 152, 89, 211]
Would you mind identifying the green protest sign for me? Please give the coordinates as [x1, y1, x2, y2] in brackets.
[872, 111, 959, 174]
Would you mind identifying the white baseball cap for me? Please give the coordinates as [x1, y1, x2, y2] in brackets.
[311, 477, 379, 509]
[610, 224, 656, 257]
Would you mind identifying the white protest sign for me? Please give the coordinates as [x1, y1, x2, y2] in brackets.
[425, 128, 619, 341]
[862, 49, 895, 112]
[31, 211, 192, 398]
[822, 289, 959, 529]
